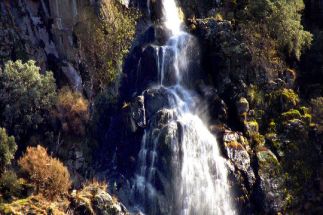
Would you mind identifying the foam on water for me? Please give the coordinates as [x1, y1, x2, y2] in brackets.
[133, 0, 236, 214]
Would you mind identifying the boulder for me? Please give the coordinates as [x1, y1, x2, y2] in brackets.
[71, 182, 129, 215]
[237, 97, 249, 115]
[254, 149, 288, 214]
[143, 87, 177, 118]
[222, 131, 255, 211]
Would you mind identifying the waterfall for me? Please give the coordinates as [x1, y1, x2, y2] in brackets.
[132, 0, 236, 214]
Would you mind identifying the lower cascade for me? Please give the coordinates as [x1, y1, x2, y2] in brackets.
[131, 0, 236, 214]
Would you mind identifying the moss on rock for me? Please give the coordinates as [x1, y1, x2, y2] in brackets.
[281, 109, 302, 121]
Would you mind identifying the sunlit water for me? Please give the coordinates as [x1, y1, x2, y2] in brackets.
[132, 0, 236, 214]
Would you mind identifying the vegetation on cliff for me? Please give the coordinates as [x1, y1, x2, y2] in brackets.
[0, 60, 57, 141]
[0, 0, 322, 214]
[75, 0, 138, 92]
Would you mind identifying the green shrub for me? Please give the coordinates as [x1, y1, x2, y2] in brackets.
[252, 133, 265, 147]
[281, 89, 299, 105]
[0, 60, 57, 139]
[268, 88, 299, 112]
[0, 128, 17, 173]
[0, 171, 22, 201]
[246, 0, 312, 59]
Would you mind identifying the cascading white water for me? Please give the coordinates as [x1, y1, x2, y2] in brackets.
[162, 0, 181, 35]
[133, 0, 236, 214]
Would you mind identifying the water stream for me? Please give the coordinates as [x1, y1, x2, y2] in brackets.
[132, 0, 236, 214]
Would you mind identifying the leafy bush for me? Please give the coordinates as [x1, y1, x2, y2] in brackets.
[18, 145, 71, 199]
[0, 128, 17, 173]
[75, 0, 138, 92]
[54, 87, 89, 136]
[0, 171, 22, 201]
[246, 0, 312, 59]
[268, 88, 300, 112]
[0, 60, 57, 139]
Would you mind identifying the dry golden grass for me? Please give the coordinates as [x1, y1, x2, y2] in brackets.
[0, 194, 69, 215]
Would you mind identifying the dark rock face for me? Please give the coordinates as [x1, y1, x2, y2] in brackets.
[121, 25, 170, 100]
[190, 19, 254, 97]
[254, 149, 288, 214]
[121, 26, 201, 100]
[0, 0, 89, 90]
[143, 88, 177, 118]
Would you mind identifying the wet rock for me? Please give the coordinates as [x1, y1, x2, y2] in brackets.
[151, 109, 176, 128]
[143, 87, 176, 118]
[61, 62, 83, 92]
[157, 121, 180, 173]
[198, 84, 228, 122]
[154, 24, 172, 45]
[131, 95, 146, 128]
[150, 0, 164, 21]
[139, 45, 160, 86]
[160, 47, 179, 86]
[121, 104, 137, 133]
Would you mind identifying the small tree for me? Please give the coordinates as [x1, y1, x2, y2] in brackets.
[0, 128, 17, 173]
[18, 145, 71, 199]
[246, 0, 312, 59]
[54, 87, 89, 136]
[0, 60, 57, 139]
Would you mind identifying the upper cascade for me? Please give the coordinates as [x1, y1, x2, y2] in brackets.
[161, 0, 182, 35]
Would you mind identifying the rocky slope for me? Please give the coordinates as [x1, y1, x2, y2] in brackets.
[0, 0, 322, 214]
